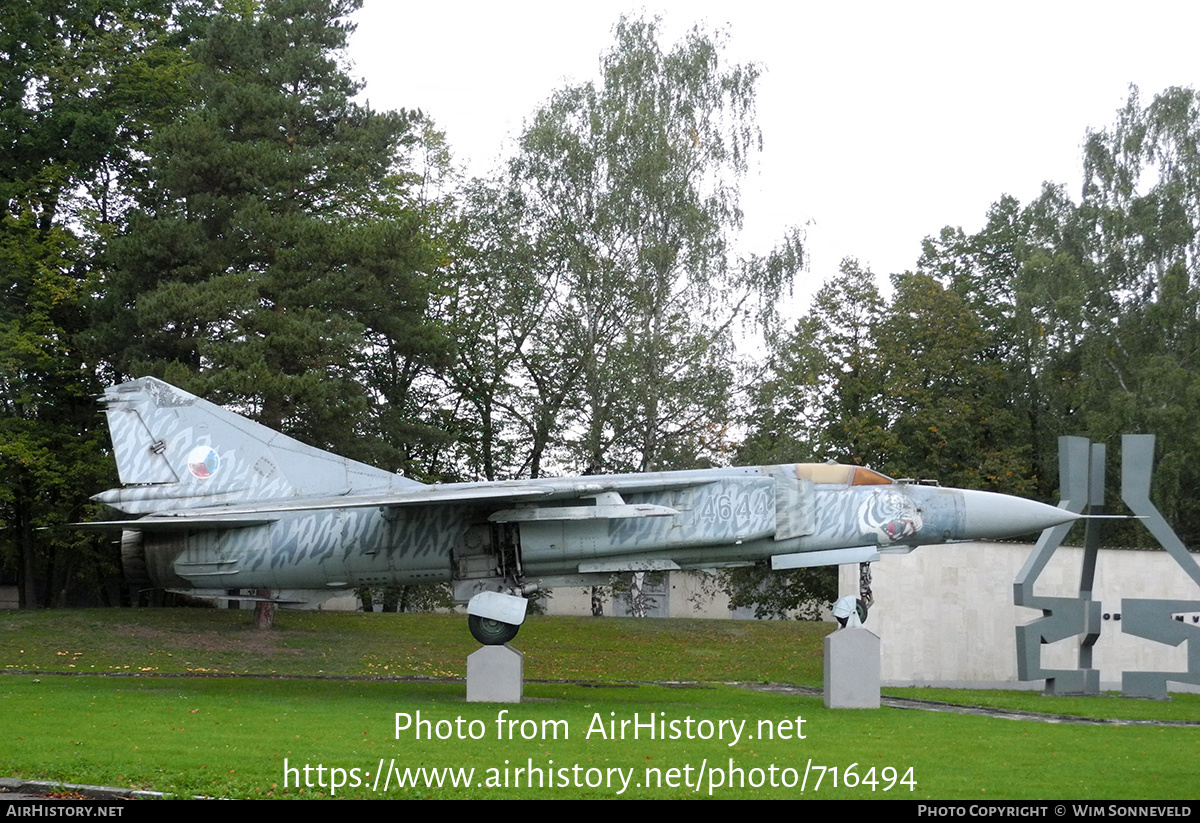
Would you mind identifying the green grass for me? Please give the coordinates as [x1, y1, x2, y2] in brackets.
[3, 675, 1195, 800]
[1, 609, 1196, 799]
[0, 608, 831, 683]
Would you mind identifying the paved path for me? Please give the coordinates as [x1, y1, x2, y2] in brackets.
[735, 681, 1200, 727]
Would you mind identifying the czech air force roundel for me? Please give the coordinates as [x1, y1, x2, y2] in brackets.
[186, 445, 220, 479]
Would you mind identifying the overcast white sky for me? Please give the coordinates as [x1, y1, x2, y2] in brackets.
[348, 1, 1199, 307]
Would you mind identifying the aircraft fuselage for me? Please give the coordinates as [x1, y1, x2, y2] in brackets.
[90, 377, 1079, 638]
[130, 470, 980, 592]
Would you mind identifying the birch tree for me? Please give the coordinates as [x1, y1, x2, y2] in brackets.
[501, 16, 803, 476]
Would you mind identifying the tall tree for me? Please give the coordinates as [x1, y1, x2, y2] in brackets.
[0, 1, 208, 606]
[100, 0, 448, 466]
[874, 271, 1031, 493]
[434, 178, 566, 481]
[741, 259, 889, 468]
[1074, 86, 1200, 542]
[497, 16, 803, 477]
[917, 185, 1095, 497]
[916, 86, 1198, 540]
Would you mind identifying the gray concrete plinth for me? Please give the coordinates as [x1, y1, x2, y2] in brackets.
[823, 627, 881, 708]
[466, 644, 523, 703]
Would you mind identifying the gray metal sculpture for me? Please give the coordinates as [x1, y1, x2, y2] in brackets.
[1015, 435, 1200, 698]
[90, 377, 1082, 645]
[1014, 438, 1102, 694]
[1118, 436, 1200, 697]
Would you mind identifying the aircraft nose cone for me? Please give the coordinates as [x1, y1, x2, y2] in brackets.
[959, 489, 1081, 539]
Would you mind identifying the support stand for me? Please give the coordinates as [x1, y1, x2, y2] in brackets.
[466, 644, 523, 703]
[823, 627, 880, 709]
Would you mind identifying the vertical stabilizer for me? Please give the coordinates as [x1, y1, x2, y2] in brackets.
[96, 377, 419, 514]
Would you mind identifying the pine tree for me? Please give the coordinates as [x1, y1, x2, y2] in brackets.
[101, 0, 448, 463]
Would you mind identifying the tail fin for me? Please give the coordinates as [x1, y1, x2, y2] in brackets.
[96, 377, 420, 514]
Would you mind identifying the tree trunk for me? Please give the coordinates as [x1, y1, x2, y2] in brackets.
[18, 496, 38, 609]
[254, 590, 275, 630]
[630, 572, 647, 618]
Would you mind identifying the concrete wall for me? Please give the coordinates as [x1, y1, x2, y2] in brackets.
[227, 577, 741, 617]
[541, 573, 745, 619]
[840, 542, 1200, 691]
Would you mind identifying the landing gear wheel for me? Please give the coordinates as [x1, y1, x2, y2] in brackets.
[468, 614, 520, 645]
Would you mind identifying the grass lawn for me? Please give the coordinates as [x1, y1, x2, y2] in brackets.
[1, 609, 1197, 800]
[1, 608, 832, 683]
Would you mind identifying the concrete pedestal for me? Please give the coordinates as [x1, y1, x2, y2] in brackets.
[466, 644, 523, 703]
[823, 627, 881, 709]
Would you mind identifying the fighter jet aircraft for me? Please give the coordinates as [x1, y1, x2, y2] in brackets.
[88, 377, 1080, 644]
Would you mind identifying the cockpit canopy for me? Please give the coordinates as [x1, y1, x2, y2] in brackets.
[791, 463, 894, 486]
